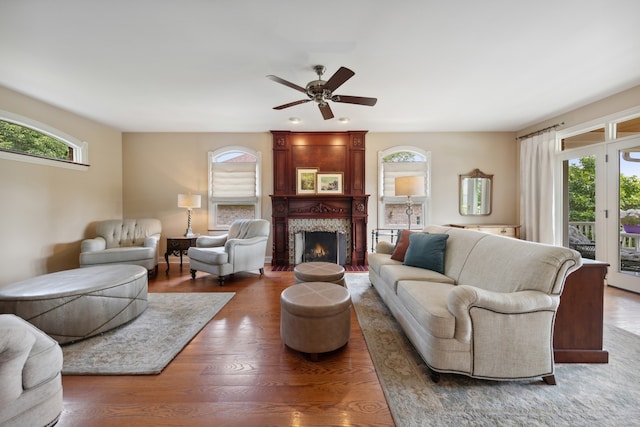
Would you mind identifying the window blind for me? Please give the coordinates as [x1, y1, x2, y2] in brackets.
[382, 161, 427, 197]
[211, 162, 256, 200]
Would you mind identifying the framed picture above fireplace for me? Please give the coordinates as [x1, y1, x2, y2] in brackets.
[296, 168, 318, 194]
[317, 172, 343, 194]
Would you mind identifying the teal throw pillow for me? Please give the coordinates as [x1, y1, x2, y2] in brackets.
[403, 233, 449, 274]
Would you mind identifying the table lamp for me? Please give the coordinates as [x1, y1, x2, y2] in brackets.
[177, 194, 201, 237]
[395, 176, 424, 230]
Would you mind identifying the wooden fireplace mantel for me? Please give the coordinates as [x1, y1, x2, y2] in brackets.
[270, 131, 369, 266]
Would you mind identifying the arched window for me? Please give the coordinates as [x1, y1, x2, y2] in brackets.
[378, 147, 430, 229]
[0, 110, 88, 169]
[208, 147, 261, 230]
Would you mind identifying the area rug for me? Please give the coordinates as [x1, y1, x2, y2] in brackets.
[345, 273, 640, 426]
[61, 292, 234, 375]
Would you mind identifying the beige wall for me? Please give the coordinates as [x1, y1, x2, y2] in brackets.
[0, 86, 123, 285]
[122, 132, 273, 259]
[518, 84, 640, 137]
[123, 131, 518, 258]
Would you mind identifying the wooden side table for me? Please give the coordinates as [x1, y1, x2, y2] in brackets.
[553, 259, 609, 363]
[165, 236, 198, 273]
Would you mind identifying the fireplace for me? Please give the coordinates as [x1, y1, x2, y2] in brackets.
[270, 130, 369, 266]
[294, 231, 347, 265]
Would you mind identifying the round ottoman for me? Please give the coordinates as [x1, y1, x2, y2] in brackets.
[294, 262, 346, 286]
[0, 265, 148, 344]
[280, 281, 351, 360]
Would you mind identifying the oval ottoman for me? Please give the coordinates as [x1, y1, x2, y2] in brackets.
[280, 281, 351, 360]
[0, 265, 148, 344]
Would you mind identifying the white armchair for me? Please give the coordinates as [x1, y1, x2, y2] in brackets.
[188, 219, 270, 285]
[79, 219, 162, 277]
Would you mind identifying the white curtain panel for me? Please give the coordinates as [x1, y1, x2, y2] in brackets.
[519, 130, 556, 244]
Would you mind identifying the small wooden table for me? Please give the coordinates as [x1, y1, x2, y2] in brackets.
[553, 259, 609, 363]
[164, 236, 198, 273]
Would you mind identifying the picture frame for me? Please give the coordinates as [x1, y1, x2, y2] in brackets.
[296, 168, 318, 194]
[316, 172, 343, 194]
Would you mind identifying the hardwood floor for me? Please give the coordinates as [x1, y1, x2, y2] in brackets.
[58, 265, 640, 426]
[59, 268, 394, 427]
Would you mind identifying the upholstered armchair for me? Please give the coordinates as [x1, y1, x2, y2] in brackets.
[188, 219, 270, 285]
[79, 218, 162, 276]
[0, 314, 63, 427]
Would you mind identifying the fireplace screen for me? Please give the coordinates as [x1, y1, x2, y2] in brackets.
[294, 231, 347, 265]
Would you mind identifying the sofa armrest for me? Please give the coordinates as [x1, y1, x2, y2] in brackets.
[80, 236, 106, 253]
[225, 236, 268, 251]
[376, 241, 395, 254]
[447, 285, 557, 343]
[196, 234, 228, 248]
[0, 317, 37, 404]
[144, 234, 161, 248]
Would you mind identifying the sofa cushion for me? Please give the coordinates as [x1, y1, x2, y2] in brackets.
[390, 230, 417, 261]
[403, 233, 449, 274]
[79, 246, 155, 265]
[187, 247, 229, 264]
[379, 263, 455, 293]
[397, 281, 456, 339]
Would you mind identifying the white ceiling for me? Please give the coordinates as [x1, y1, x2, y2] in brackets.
[1, 0, 639, 133]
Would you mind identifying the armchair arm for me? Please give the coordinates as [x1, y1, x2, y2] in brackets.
[225, 236, 268, 266]
[0, 318, 36, 404]
[447, 285, 557, 343]
[196, 234, 228, 248]
[80, 236, 106, 253]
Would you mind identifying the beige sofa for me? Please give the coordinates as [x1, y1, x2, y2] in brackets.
[0, 314, 63, 427]
[79, 218, 162, 276]
[368, 225, 581, 384]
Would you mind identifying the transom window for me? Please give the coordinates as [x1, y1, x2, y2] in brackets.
[378, 147, 430, 229]
[208, 147, 261, 230]
[0, 110, 88, 168]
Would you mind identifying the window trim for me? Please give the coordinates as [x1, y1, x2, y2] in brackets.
[0, 110, 89, 170]
[208, 146, 261, 230]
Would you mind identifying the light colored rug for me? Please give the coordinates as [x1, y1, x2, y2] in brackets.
[61, 292, 234, 375]
[346, 273, 640, 427]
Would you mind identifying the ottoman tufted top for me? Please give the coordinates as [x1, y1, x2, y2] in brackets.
[281, 281, 351, 317]
[0, 265, 147, 299]
[294, 262, 345, 283]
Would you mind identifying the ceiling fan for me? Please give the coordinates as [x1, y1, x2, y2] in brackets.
[267, 65, 377, 120]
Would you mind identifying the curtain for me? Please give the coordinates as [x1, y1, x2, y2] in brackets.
[211, 161, 256, 200]
[520, 130, 556, 244]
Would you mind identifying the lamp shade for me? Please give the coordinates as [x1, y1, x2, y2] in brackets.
[177, 194, 201, 209]
[395, 176, 424, 197]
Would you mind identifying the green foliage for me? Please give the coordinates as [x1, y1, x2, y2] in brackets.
[0, 120, 71, 160]
[382, 151, 420, 162]
[569, 155, 640, 222]
[568, 156, 596, 222]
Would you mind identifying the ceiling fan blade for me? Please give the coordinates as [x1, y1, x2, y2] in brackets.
[273, 99, 311, 110]
[267, 75, 307, 93]
[318, 103, 334, 120]
[323, 67, 355, 92]
[332, 95, 378, 106]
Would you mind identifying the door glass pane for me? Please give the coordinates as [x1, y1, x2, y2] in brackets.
[567, 156, 596, 258]
[619, 146, 640, 273]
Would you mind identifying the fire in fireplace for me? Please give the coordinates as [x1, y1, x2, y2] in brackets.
[295, 231, 347, 265]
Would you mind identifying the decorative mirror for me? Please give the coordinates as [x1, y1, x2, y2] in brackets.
[459, 169, 493, 216]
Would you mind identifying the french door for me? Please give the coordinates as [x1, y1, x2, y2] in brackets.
[606, 135, 640, 293]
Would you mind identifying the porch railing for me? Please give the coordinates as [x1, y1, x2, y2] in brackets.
[569, 221, 640, 250]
